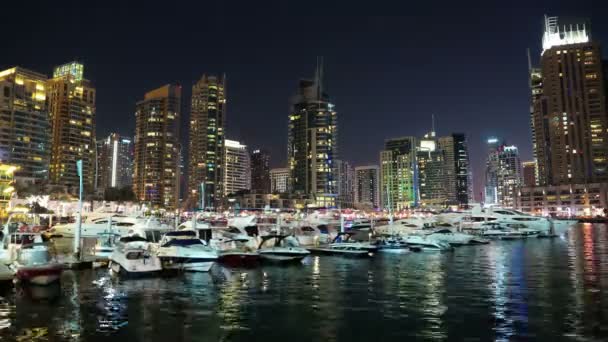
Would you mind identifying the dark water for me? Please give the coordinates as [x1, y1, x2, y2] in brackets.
[1, 224, 608, 341]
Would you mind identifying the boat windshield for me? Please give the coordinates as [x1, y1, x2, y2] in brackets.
[161, 238, 204, 247]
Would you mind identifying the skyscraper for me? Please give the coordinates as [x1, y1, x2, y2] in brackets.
[287, 60, 338, 207]
[224, 139, 250, 196]
[96, 133, 133, 191]
[354, 165, 380, 209]
[0, 67, 49, 181]
[188, 74, 226, 208]
[335, 160, 354, 208]
[250, 149, 270, 193]
[380, 137, 417, 211]
[270, 168, 290, 193]
[417, 133, 448, 208]
[485, 139, 522, 207]
[47, 62, 96, 191]
[437, 133, 471, 205]
[531, 16, 608, 185]
[133, 84, 181, 209]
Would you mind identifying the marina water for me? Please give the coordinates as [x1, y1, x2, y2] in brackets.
[1, 223, 607, 341]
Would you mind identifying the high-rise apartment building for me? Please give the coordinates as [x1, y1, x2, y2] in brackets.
[133, 84, 181, 209]
[0, 67, 49, 181]
[189, 74, 226, 208]
[354, 165, 380, 209]
[437, 133, 471, 205]
[270, 168, 289, 193]
[47, 62, 96, 191]
[96, 133, 133, 191]
[522, 161, 537, 187]
[250, 149, 270, 193]
[335, 160, 354, 208]
[224, 139, 250, 196]
[531, 16, 608, 185]
[380, 137, 417, 211]
[417, 133, 448, 207]
[287, 61, 338, 207]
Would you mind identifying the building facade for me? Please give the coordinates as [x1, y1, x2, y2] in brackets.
[522, 161, 537, 187]
[47, 62, 96, 192]
[188, 74, 226, 208]
[96, 133, 133, 191]
[133, 84, 181, 209]
[270, 167, 289, 193]
[531, 16, 608, 185]
[287, 62, 338, 207]
[437, 133, 471, 205]
[354, 165, 380, 209]
[517, 183, 608, 217]
[250, 149, 270, 193]
[0, 67, 49, 181]
[223, 139, 250, 196]
[380, 137, 417, 211]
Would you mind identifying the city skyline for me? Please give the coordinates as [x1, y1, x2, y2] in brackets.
[2, 3, 606, 201]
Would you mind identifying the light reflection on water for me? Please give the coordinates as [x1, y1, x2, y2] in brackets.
[0, 224, 607, 341]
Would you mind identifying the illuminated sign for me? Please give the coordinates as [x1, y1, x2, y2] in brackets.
[542, 16, 589, 54]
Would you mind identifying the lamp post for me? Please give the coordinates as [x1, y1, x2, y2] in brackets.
[74, 160, 83, 260]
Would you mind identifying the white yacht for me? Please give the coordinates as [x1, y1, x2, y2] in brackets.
[257, 234, 310, 263]
[48, 213, 134, 238]
[156, 231, 218, 272]
[109, 236, 162, 276]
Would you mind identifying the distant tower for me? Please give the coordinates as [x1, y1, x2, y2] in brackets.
[380, 137, 417, 211]
[287, 58, 338, 207]
[223, 139, 250, 196]
[354, 165, 380, 209]
[250, 149, 270, 193]
[96, 133, 133, 191]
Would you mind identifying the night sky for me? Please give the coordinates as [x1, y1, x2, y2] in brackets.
[4, 1, 607, 199]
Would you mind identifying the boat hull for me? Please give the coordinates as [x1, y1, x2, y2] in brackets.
[109, 261, 164, 278]
[218, 252, 260, 268]
[258, 252, 308, 263]
[307, 247, 372, 257]
[159, 258, 215, 272]
[15, 265, 62, 286]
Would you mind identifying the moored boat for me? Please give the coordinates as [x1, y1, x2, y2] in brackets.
[257, 234, 310, 263]
[108, 236, 163, 277]
[9, 233, 62, 285]
[156, 231, 218, 272]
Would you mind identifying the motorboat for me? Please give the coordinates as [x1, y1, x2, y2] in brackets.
[94, 232, 121, 260]
[307, 232, 374, 257]
[400, 235, 453, 251]
[216, 238, 260, 268]
[475, 222, 541, 240]
[424, 229, 490, 246]
[156, 231, 218, 272]
[9, 233, 62, 285]
[108, 236, 163, 277]
[374, 235, 418, 253]
[257, 234, 310, 263]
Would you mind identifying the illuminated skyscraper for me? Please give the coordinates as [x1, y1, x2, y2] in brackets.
[335, 160, 354, 208]
[354, 165, 380, 209]
[437, 133, 471, 205]
[188, 74, 226, 208]
[380, 137, 417, 211]
[522, 161, 537, 187]
[287, 60, 338, 207]
[0, 67, 49, 181]
[250, 149, 270, 193]
[47, 62, 96, 191]
[485, 138, 522, 207]
[417, 133, 448, 208]
[96, 133, 133, 191]
[133, 84, 181, 209]
[223, 139, 250, 196]
[531, 16, 608, 185]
